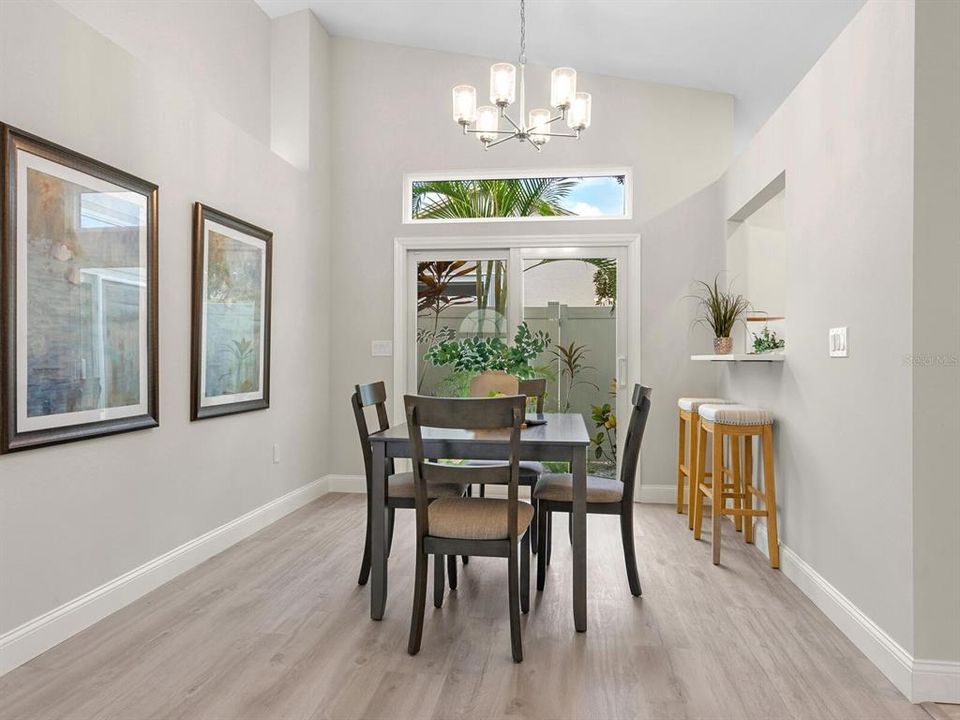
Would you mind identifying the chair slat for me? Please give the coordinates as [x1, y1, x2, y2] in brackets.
[407, 395, 523, 430]
[421, 461, 512, 486]
[518, 378, 546, 413]
[357, 381, 388, 407]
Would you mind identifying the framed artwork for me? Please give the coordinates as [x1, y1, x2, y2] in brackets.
[0, 124, 159, 453]
[191, 203, 272, 420]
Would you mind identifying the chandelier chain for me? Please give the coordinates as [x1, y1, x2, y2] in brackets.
[519, 0, 526, 65]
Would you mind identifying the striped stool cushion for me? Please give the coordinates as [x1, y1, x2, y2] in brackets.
[677, 397, 732, 412]
[698, 404, 773, 426]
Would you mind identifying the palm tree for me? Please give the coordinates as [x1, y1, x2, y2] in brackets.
[412, 178, 577, 219]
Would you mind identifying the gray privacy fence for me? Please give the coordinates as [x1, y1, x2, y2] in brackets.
[417, 302, 616, 454]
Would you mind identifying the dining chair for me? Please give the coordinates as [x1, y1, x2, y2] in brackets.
[405, 394, 532, 662]
[352, 381, 467, 587]
[533, 384, 652, 597]
[468, 375, 548, 554]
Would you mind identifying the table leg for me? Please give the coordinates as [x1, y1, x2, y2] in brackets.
[370, 443, 388, 620]
[572, 445, 587, 632]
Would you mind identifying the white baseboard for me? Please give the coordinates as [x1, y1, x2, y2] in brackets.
[0, 477, 329, 677]
[5, 475, 956, 705]
[753, 524, 960, 704]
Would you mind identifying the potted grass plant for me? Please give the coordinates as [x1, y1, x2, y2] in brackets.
[692, 276, 751, 355]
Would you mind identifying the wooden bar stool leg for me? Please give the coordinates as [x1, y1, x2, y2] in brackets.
[692, 423, 709, 540]
[731, 436, 743, 533]
[743, 436, 755, 544]
[687, 414, 699, 530]
[762, 425, 780, 568]
[676, 411, 687, 514]
[711, 427, 724, 565]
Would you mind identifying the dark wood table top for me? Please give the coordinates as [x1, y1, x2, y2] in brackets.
[368, 412, 590, 447]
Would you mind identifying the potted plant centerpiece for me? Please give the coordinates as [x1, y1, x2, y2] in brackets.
[424, 322, 550, 392]
[692, 276, 751, 355]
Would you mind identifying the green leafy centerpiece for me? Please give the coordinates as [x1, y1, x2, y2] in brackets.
[425, 322, 550, 379]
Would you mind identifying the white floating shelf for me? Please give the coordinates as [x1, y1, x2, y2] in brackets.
[691, 353, 785, 362]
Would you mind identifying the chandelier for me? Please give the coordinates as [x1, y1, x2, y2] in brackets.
[451, 0, 592, 152]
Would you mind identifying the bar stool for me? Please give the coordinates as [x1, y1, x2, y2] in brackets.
[676, 397, 733, 529]
[692, 404, 779, 568]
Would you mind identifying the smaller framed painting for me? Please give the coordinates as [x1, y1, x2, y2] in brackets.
[191, 203, 272, 420]
[1, 124, 159, 453]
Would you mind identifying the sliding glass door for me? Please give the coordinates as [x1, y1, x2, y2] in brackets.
[405, 242, 629, 477]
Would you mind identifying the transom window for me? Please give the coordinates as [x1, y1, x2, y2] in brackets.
[403, 168, 631, 224]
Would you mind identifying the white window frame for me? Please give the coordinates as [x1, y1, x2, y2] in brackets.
[402, 166, 633, 225]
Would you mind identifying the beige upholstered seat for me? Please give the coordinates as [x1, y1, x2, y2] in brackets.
[428, 497, 535, 540]
[677, 397, 732, 412]
[387, 472, 465, 499]
[533, 473, 624, 503]
[698, 404, 773, 426]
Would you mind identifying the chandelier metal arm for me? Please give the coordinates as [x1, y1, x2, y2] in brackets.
[500, 110, 524, 134]
[463, 127, 515, 136]
[484, 134, 521, 150]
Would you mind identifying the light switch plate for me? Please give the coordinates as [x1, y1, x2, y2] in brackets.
[829, 327, 848, 357]
[371, 340, 393, 357]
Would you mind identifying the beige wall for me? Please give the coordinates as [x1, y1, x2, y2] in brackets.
[327, 36, 734, 486]
[0, 0, 331, 634]
[56, 0, 273, 145]
[912, 0, 960, 665]
[719, 0, 917, 653]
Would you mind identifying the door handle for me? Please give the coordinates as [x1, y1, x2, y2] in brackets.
[617, 356, 627, 389]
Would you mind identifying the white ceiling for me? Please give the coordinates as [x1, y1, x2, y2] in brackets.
[255, 0, 865, 149]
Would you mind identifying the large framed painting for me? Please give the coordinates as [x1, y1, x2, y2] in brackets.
[191, 203, 272, 420]
[0, 125, 159, 453]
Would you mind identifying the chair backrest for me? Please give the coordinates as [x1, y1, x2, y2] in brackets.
[469, 371, 519, 398]
[517, 377, 546, 413]
[404, 394, 526, 541]
[619, 385, 653, 503]
[351, 381, 393, 491]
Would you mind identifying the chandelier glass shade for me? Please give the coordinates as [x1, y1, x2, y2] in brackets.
[451, 0, 592, 151]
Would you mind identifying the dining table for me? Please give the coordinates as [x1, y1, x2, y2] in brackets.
[367, 412, 592, 631]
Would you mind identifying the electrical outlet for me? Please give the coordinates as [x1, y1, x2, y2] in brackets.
[273, 443, 280, 464]
[829, 327, 848, 357]
[371, 340, 393, 357]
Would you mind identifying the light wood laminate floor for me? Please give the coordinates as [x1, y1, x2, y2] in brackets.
[0, 494, 928, 720]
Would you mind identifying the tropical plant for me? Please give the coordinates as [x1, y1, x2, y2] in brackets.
[424, 322, 550, 378]
[412, 178, 577, 219]
[590, 400, 617, 464]
[691, 275, 751, 338]
[417, 261, 477, 316]
[551, 341, 599, 412]
[752, 325, 786, 354]
[591, 258, 617, 308]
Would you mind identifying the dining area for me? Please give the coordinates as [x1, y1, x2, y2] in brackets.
[351, 373, 652, 662]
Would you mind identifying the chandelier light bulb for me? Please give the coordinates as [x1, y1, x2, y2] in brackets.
[567, 92, 592, 130]
[452, 85, 477, 125]
[476, 106, 499, 142]
[550, 68, 577, 109]
[528, 108, 552, 144]
[490, 63, 516, 106]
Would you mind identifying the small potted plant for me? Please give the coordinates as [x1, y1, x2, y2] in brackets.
[424, 322, 551, 387]
[752, 325, 786, 354]
[692, 276, 750, 355]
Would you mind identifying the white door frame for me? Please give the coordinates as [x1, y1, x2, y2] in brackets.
[393, 234, 642, 445]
